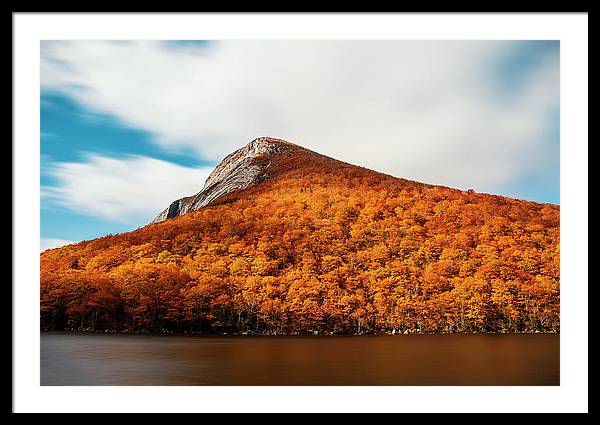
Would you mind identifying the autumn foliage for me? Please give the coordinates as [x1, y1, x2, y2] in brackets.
[40, 147, 560, 334]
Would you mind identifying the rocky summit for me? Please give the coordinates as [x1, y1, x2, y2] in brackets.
[151, 137, 299, 223]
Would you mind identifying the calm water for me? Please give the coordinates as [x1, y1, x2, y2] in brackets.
[41, 333, 559, 385]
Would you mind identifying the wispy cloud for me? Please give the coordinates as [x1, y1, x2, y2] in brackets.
[40, 238, 75, 252]
[42, 154, 213, 221]
[40, 40, 559, 198]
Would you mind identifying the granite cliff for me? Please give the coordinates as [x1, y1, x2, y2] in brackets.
[152, 137, 305, 223]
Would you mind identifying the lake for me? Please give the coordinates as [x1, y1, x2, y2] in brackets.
[41, 333, 559, 385]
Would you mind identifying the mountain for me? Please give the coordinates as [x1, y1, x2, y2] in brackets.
[40, 137, 560, 335]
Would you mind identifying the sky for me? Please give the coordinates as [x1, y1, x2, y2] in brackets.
[40, 40, 560, 251]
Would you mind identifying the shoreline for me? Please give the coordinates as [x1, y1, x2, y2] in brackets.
[41, 329, 559, 337]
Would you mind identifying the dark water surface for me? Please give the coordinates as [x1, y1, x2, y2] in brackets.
[41, 333, 559, 385]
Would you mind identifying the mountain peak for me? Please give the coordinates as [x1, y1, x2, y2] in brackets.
[245, 136, 298, 150]
[151, 137, 304, 223]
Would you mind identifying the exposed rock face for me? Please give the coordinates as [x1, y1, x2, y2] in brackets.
[151, 137, 293, 223]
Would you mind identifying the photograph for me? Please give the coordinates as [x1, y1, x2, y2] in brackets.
[39, 39, 560, 386]
[13, 12, 588, 413]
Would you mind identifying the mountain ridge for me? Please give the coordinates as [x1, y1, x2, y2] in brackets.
[152, 136, 556, 226]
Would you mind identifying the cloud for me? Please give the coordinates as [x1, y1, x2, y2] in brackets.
[40, 40, 559, 196]
[42, 154, 213, 221]
[40, 238, 75, 252]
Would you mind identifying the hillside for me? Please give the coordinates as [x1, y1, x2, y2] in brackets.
[40, 137, 560, 335]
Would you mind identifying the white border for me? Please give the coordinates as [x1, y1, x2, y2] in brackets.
[14, 13, 588, 413]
